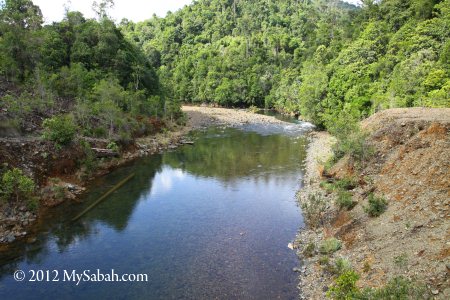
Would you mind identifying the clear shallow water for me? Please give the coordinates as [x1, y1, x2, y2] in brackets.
[0, 124, 309, 299]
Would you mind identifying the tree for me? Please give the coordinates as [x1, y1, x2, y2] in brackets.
[0, 0, 43, 81]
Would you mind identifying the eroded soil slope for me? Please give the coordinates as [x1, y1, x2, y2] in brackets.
[296, 108, 449, 299]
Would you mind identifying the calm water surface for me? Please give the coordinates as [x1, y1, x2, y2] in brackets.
[0, 122, 311, 299]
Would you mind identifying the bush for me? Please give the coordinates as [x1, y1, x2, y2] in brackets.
[303, 242, 316, 258]
[301, 193, 327, 228]
[1, 168, 35, 203]
[327, 270, 427, 300]
[42, 114, 77, 147]
[360, 276, 427, 299]
[330, 257, 352, 276]
[393, 253, 408, 270]
[319, 238, 342, 254]
[106, 141, 120, 152]
[364, 193, 388, 217]
[319, 255, 330, 265]
[336, 190, 355, 210]
[324, 109, 373, 163]
[79, 140, 97, 178]
[327, 270, 360, 299]
[334, 178, 357, 190]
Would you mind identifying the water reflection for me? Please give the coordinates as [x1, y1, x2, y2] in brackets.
[0, 126, 309, 299]
[164, 127, 307, 182]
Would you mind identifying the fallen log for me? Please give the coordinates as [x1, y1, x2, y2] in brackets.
[72, 173, 135, 222]
[91, 147, 119, 158]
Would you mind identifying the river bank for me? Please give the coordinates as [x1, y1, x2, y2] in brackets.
[0, 106, 293, 246]
[0, 126, 192, 245]
[294, 108, 450, 299]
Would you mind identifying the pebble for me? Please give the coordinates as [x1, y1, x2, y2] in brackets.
[431, 289, 439, 295]
[5, 233, 15, 243]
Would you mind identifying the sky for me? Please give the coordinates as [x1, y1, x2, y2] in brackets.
[33, 0, 194, 23]
[33, 0, 361, 24]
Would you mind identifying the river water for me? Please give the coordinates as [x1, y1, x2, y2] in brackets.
[0, 121, 312, 299]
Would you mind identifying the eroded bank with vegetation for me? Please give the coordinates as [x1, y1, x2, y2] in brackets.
[294, 108, 449, 299]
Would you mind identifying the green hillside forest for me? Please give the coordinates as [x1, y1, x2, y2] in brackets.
[1, 0, 449, 136]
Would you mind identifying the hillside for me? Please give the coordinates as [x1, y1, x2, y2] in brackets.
[122, 0, 450, 127]
[296, 108, 450, 299]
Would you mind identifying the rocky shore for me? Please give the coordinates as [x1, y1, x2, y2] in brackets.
[294, 132, 337, 299]
[182, 105, 289, 128]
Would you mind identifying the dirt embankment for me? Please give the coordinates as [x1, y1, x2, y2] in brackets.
[295, 108, 450, 299]
[0, 128, 193, 244]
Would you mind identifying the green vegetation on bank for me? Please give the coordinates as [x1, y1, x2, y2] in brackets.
[0, 0, 182, 144]
[0, 167, 37, 208]
[327, 270, 427, 299]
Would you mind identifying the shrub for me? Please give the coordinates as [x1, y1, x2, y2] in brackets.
[360, 276, 427, 299]
[364, 193, 388, 217]
[321, 177, 357, 193]
[42, 114, 77, 147]
[324, 109, 373, 163]
[319, 255, 330, 265]
[327, 270, 360, 300]
[334, 178, 357, 190]
[331, 257, 352, 276]
[319, 238, 342, 254]
[1, 168, 35, 203]
[248, 105, 259, 113]
[393, 253, 408, 270]
[303, 242, 316, 258]
[301, 193, 327, 228]
[336, 190, 355, 210]
[106, 141, 120, 153]
[79, 140, 97, 178]
[327, 271, 427, 300]
[363, 261, 371, 273]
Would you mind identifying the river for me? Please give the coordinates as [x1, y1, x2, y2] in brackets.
[0, 120, 312, 299]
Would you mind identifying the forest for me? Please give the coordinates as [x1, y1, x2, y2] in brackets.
[0, 0, 449, 136]
[121, 0, 450, 127]
[0, 0, 182, 144]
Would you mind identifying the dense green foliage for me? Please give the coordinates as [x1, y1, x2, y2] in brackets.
[1, 167, 35, 202]
[42, 114, 77, 147]
[0, 0, 181, 142]
[122, 0, 449, 127]
[1, 0, 449, 135]
[327, 270, 360, 299]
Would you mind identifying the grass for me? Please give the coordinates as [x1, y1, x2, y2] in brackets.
[319, 238, 342, 254]
[393, 253, 408, 270]
[327, 270, 427, 300]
